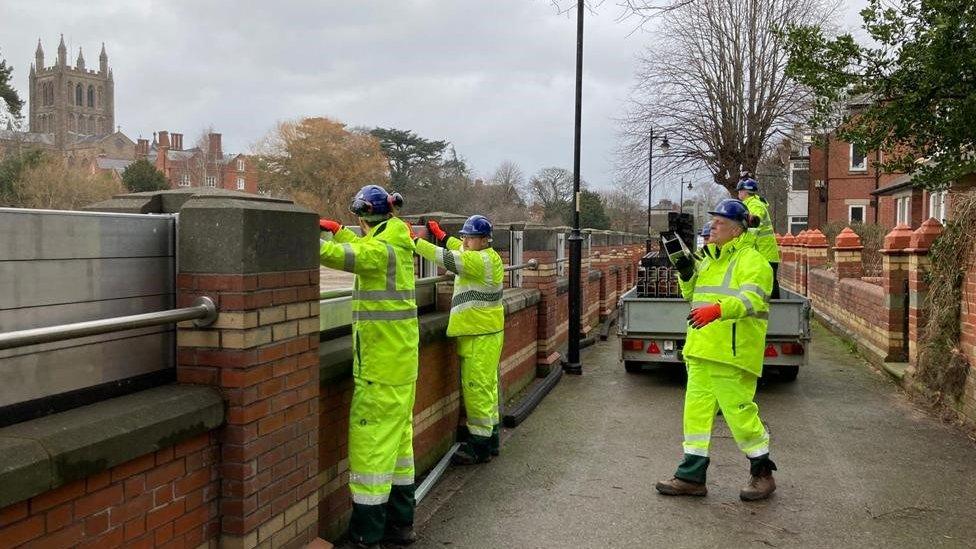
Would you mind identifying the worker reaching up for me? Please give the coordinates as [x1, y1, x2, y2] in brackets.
[737, 176, 781, 298]
[415, 215, 505, 465]
[319, 185, 419, 549]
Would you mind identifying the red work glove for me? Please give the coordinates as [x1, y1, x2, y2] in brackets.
[687, 303, 722, 329]
[319, 219, 341, 234]
[426, 219, 447, 242]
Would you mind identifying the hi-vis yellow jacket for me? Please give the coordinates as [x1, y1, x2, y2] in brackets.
[415, 237, 504, 337]
[320, 218, 419, 385]
[679, 231, 773, 376]
[743, 194, 781, 263]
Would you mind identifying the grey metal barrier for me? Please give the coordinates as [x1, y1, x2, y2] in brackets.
[0, 207, 179, 423]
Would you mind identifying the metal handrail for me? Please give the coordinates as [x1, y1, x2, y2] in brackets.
[0, 297, 218, 351]
[319, 259, 540, 300]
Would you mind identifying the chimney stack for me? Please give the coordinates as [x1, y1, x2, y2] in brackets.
[136, 138, 149, 158]
[156, 131, 170, 175]
[171, 133, 183, 151]
[208, 133, 222, 159]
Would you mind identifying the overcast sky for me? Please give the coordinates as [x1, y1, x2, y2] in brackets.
[1, 0, 869, 196]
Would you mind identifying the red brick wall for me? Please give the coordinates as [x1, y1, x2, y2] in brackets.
[315, 296, 542, 542]
[0, 432, 219, 549]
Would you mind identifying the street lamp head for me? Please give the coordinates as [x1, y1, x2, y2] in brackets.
[687, 181, 693, 191]
[660, 135, 671, 153]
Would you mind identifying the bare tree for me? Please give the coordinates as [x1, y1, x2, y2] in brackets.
[755, 138, 792, 234]
[599, 187, 645, 232]
[617, 0, 839, 195]
[527, 167, 575, 224]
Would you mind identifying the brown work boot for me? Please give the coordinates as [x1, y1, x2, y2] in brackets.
[739, 471, 776, 501]
[655, 477, 707, 496]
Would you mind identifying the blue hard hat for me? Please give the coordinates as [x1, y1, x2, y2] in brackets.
[459, 215, 492, 237]
[349, 185, 402, 218]
[700, 222, 712, 237]
[708, 199, 749, 226]
[736, 178, 759, 193]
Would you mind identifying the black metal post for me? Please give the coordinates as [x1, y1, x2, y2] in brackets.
[564, 0, 584, 375]
[646, 128, 654, 253]
[679, 177, 684, 213]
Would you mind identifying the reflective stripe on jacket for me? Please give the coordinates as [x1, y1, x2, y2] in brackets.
[415, 236, 504, 337]
[678, 231, 773, 376]
[320, 218, 419, 385]
[743, 194, 781, 263]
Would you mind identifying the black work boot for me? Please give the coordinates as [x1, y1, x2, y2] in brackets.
[655, 477, 707, 496]
[740, 455, 777, 501]
[451, 441, 491, 465]
[383, 523, 417, 546]
[489, 425, 500, 457]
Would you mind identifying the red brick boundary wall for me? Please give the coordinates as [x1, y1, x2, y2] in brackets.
[778, 218, 976, 423]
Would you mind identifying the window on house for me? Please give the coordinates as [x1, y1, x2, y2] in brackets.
[790, 160, 810, 191]
[850, 143, 867, 171]
[206, 176, 217, 188]
[180, 174, 190, 187]
[849, 205, 865, 224]
[929, 190, 949, 223]
[237, 159, 245, 172]
[896, 196, 912, 225]
[789, 216, 808, 235]
[236, 177, 245, 190]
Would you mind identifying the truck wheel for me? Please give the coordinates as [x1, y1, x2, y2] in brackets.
[780, 366, 799, 382]
[624, 361, 643, 374]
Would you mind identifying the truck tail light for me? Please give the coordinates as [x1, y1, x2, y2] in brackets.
[647, 341, 661, 354]
[782, 343, 804, 355]
[623, 339, 643, 351]
[764, 345, 779, 358]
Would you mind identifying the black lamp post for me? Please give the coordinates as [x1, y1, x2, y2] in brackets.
[646, 131, 671, 252]
[679, 178, 693, 213]
[564, 0, 585, 375]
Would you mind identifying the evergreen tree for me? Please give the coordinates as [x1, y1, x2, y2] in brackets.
[122, 159, 169, 193]
[0, 49, 24, 124]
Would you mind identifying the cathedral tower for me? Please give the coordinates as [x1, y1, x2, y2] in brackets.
[28, 36, 115, 139]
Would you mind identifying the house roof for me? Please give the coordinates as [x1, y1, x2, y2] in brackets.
[0, 130, 55, 145]
[95, 157, 135, 173]
[870, 173, 915, 196]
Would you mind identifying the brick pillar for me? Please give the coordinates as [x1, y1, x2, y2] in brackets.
[795, 231, 809, 295]
[780, 233, 797, 292]
[806, 230, 829, 293]
[519, 226, 563, 375]
[176, 194, 321, 548]
[880, 224, 914, 362]
[907, 218, 944, 369]
[833, 228, 864, 280]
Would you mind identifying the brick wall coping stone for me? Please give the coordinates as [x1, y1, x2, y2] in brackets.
[557, 278, 570, 295]
[318, 289, 543, 383]
[806, 229, 829, 247]
[882, 224, 914, 251]
[588, 270, 603, 282]
[0, 384, 223, 508]
[781, 233, 796, 245]
[833, 227, 863, 250]
[908, 217, 944, 251]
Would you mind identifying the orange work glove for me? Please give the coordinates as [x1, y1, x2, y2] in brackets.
[687, 303, 722, 329]
[426, 219, 447, 242]
[319, 219, 341, 234]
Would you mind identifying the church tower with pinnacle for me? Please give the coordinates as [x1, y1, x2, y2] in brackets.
[28, 35, 115, 142]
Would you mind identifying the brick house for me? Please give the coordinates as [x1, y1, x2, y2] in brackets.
[138, 131, 258, 193]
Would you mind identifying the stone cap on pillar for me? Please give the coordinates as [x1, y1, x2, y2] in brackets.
[833, 227, 863, 251]
[882, 224, 914, 252]
[806, 229, 829, 248]
[780, 233, 796, 246]
[908, 217, 944, 251]
[521, 223, 558, 251]
[85, 187, 289, 215]
[591, 230, 609, 247]
[178, 193, 318, 274]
